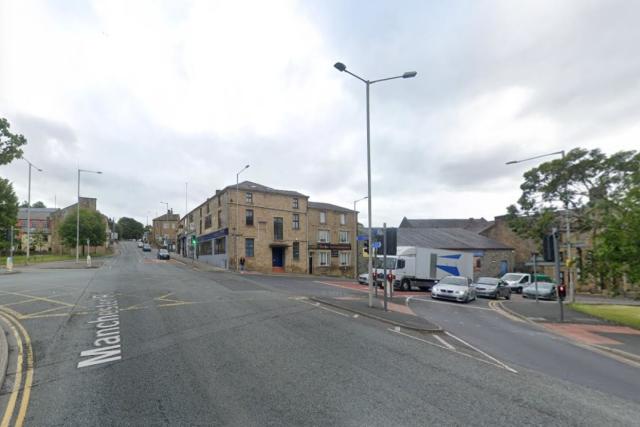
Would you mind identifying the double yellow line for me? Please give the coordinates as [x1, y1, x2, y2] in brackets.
[0, 310, 33, 427]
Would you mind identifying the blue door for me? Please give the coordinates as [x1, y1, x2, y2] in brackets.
[272, 247, 284, 268]
[500, 260, 508, 276]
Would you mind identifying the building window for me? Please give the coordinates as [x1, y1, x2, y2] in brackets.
[189, 214, 193, 222]
[245, 192, 253, 204]
[293, 241, 300, 260]
[319, 211, 326, 224]
[339, 251, 350, 266]
[217, 196, 221, 207]
[245, 238, 254, 257]
[214, 237, 226, 254]
[318, 230, 329, 243]
[217, 210, 222, 228]
[293, 198, 299, 209]
[163, 223, 168, 229]
[339, 231, 349, 243]
[292, 214, 300, 230]
[274, 217, 283, 240]
[204, 215, 212, 229]
[206, 203, 210, 214]
[475, 258, 481, 268]
[318, 251, 330, 267]
[199, 219, 202, 233]
[199, 240, 212, 255]
[246, 209, 254, 226]
[340, 213, 346, 225]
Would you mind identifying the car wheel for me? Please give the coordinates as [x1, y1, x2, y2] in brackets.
[401, 279, 411, 292]
[505, 292, 511, 300]
[522, 294, 527, 299]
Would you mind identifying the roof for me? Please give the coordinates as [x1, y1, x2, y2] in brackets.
[308, 201, 353, 213]
[223, 181, 308, 198]
[18, 208, 58, 221]
[399, 217, 493, 233]
[397, 227, 512, 250]
[153, 213, 180, 222]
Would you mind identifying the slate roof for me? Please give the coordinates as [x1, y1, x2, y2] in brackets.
[308, 201, 353, 213]
[223, 181, 308, 198]
[399, 217, 493, 233]
[397, 227, 512, 250]
[18, 208, 58, 221]
[154, 213, 180, 221]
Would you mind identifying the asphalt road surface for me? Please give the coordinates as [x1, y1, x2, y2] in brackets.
[0, 242, 638, 426]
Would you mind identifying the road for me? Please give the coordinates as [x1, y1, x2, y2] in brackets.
[0, 241, 638, 426]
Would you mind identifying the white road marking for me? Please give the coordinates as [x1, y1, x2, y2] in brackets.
[410, 297, 492, 310]
[388, 328, 518, 374]
[353, 314, 359, 318]
[300, 300, 350, 317]
[444, 331, 518, 373]
[434, 334, 455, 350]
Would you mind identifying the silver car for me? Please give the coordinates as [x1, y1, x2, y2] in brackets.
[431, 276, 476, 303]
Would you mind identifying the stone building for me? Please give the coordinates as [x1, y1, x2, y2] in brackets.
[308, 202, 356, 277]
[178, 181, 356, 277]
[152, 210, 180, 249]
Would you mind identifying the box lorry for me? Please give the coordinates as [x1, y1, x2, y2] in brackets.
[393, 246, 474, 291]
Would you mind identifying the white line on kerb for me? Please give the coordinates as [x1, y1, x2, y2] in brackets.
[434, 334, 455, 350]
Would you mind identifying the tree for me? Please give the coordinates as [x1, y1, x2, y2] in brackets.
[0, 117, 27, 165]
[0, 179, 19, 251]
[116, 217, 144, 239]
[58, 209, 106, 254]
[32, 230, 46, 253]
[507, 148, 640, 291]
[19, 201, 29, 208]
[32, 201, 46, 208]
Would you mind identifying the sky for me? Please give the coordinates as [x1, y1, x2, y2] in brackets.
[1, 0, 639, 227]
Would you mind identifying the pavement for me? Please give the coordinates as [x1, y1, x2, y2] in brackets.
[500, 296, 640, 364]
[0, 242, 638, 426]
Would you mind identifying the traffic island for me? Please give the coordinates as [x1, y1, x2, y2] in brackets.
[310, 295, 442, 333]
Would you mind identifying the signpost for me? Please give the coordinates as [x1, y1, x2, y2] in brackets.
[552, 228, 564, 322]
[383, 222, 388, 312]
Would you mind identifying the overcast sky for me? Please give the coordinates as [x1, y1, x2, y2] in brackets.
[1, 0, 639, 227]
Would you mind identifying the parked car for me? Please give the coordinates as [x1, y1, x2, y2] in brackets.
[430, 276, 476, 303]
[137, 241, 143, 248]
[501, 273, 553, 294]
[522, 282, 557, 300]
[142, 243, 151, 252]
[157, 248, 170, 260]
[474, 277, 511, 300]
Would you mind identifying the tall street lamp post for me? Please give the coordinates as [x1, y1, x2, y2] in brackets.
[353, 196, 368, 279]
[506, 150, 574, 302]
[23, 158, 42, 262]
[235, 165, 250, 271]
[334, 61, 417, 307]
[76, 169, 102, 263]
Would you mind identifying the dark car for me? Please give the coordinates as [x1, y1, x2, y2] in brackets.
[522, 282, 557, 300]
[474, 277, 511, 300]
[142, 243, 151, 252]
[157, 248, 170, 260]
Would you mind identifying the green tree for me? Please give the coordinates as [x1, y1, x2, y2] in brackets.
[0, 178, 19, 253]
[58, 209, 106, 254]
[507, 148, 640, 291]
[0, 117, 27, 165]
[116, 217, 144, 239]
[32, 201, 46, 208]
[32, 230, 46, 253]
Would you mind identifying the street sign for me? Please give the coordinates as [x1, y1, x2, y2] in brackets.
[372, 241, 382, 249]
[357, 235, 368, 241]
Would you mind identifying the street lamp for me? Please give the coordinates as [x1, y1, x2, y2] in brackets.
[353, 196, 368, 279]
[335, 61, 417, 307]
[22, 158, 43, 262]
[235, 164, 250, 271]
[506, 150, 574, 302]
[77, 168, 102, 263]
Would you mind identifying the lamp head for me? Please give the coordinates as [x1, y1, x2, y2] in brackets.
[505, 161, 517, 165]
[334, 62, 346, 72]
[402, 71, 417, 78]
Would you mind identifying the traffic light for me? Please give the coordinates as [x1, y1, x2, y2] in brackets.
[363, 240, 369, 258]
[191, 235, 197, 246]
[557, 284, 567, 300]
[543, 234, 555, 262]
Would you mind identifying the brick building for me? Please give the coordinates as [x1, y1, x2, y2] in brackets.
[178, 181, 356, 277]
[16, 207, 58, 252]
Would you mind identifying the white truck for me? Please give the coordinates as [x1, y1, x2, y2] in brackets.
[393, 246, 474, 291]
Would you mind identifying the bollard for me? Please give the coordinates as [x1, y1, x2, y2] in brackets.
[6, 257, 13, 272]
[86, 255, 92, 268]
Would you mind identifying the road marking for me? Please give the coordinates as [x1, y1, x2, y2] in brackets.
[444, 331, 518, 373]
[0, 309, 34, 427]
[434, 334, 455, 350]
[0, 290, 80, 309]
[78, 294, 122, 369]
[299, 300, 350, 317]
[488, 301, 526, 323]
[388, 328, 518, 374]
[410, 297, 492, 310]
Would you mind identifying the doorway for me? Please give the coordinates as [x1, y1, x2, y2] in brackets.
[308, 255, 313, 274]
[272, 247, 284, 268]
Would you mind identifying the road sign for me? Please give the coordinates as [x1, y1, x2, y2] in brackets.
[372, 241, 382, 249]
[357, 235, 368, 241]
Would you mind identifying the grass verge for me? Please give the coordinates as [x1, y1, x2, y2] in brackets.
[570, 303, 640, 330]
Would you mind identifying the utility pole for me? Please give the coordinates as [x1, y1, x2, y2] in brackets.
[532, 252, 539, 303]
[552, 228, 564, 321]
[23, 158, 43, 262]
[383, 222, 388, 312]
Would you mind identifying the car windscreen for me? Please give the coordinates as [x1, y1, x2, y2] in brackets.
[374, 257, 396, 269]
[438, 277, 468, 286]
[501, 274, 522, 281]
[477, 278, 499, 285]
